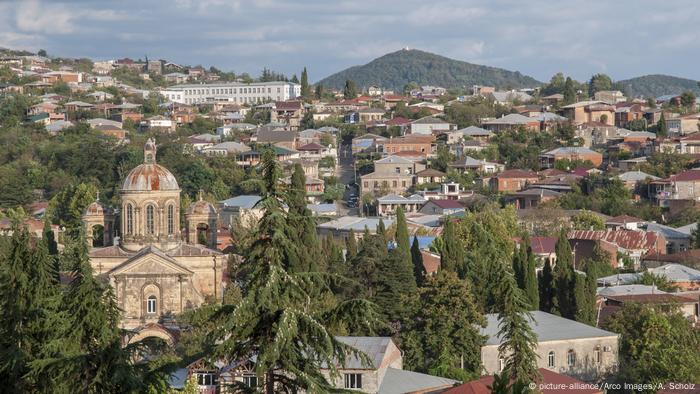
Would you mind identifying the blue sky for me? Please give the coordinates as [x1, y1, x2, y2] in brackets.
[1, 0, 699, 83]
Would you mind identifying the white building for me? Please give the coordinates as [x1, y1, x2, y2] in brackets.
[160, 81, 301, 105]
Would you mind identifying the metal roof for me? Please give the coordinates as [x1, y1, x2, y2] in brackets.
[378, 368, 456, 394]
[219, 195, 262, 209]
[335, 336, 392, 369]
[481, 311, 618, 346]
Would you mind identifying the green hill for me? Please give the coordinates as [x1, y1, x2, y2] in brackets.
[616, 74, 700, 98]
[316, 48, 541, 91]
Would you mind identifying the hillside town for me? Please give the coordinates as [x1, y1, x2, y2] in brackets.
[1, 45, 699, 394]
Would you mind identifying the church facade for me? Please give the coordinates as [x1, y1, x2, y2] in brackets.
[83, 139, 226, 337]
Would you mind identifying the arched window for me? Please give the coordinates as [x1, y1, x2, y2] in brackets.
[567, 349, 576, 368]
[167, 205, 174, 235]
[126, 204, 133, 235]
[594, 346, 602, 364]
[146, 205, 155, 235]
[147, 296, 157, 314]
[548, 351, 555, 368]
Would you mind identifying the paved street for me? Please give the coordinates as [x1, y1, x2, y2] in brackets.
[336, 142, 359, 216]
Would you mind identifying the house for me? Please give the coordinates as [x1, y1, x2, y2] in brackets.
[569, 229, 665, 269]
[614, 103, 645, 128]
[530, 236, 558, 266]
[141, 115, 175, 132]
[296, 142, 334, 159]
[449, 156, 504, 174]
[357, 108, 386, 123]
[594, 90, 626, 104]
[418, 199, 465, 216]
[351, 133, 387, 154]
[645, 222, 690, 254]
[380, 135, 435, 156]
[169, 336, 456, 393]
[237, 146, 299, 167]
[598, 291, 699, 328]
[597, 264, 700, 291]
[666, 113, 700, 136]
[605, 215, 645, 231]
[540, 147, 603, 168]
[64, 100, 94, 112]
[360, 156, 426, 196]
[504, 188, 562, 209]
[480, 311, 618, 381]
[488, 90, 534, 104]
[218, 195, 263, 228]
[45, 120, 74, 133]
[416, 182, 478, 201]
[202, 141, 251, 156]
[282, 174, 324, 203]
[489, 169, 539, 193]
[616, 170, 659, 190]
[255, 129, 297, 150]
[270, 101, 305, 130]
[481, 113, 540, 132]
[376, 194, 427, 216]
[409, 116, 455, 135]
[444, 369, 603, 394]
[651, 169, 700, 206]
[542, 94, 565, 107]
[459, 125, 493, 141]
[561, 101, 615, 126]
[415, 168, 446, 185]
[317, 217, 395, 243]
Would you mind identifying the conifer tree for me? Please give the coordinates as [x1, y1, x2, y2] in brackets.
[211, 149, 378, 393]
[538, 260, 555, 313]
[554, 229, 575, 318]
[345, 229, 358, 260]
[522, 235, 539, 310]
[657, 112, 668, 137]
[300, 67, 310, 100]
[411, 236, 426, 286]
[374, 248, 417, 326]
[440, 220, 463, 274]
[285, 163, 322, 272]
[348, 233, 386, 298]
[494, 262, 539, 384]
[395, 207, 411, 266]
[377, 218, 387, 243]
[314, 84, 323, 100]
[343, 79, 358, 99]
[401, 271, 485, 381]
[574, 266, 598, 326]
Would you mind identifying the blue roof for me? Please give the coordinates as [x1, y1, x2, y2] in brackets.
[219, 195, 262, 209]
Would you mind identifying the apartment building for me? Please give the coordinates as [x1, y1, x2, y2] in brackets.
[160, 81, 300, 105]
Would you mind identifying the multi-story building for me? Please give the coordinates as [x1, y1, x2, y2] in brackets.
[160, 81, 300, 105]
[481, 311, 618, 382]
[360, 156, 426, 196]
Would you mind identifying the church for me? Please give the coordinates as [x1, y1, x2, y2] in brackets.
[83, 138, 226, 342]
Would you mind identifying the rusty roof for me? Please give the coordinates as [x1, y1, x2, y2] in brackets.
[122, 163, 179, 192]
[569, 229, 659, 251]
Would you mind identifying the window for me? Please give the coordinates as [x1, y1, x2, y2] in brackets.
[243, 375, 258, 388]
[196, 372, 217, 386]
[167, 205, 174, 235]
[395, 167, 400, 174]
[344, 373, 362, 389]
[567, 349, 576, 367]
[146, 205, 155, 234]
[548, 351, 555, 368]
[594, 346, 602, 364]
[392, 180, 397, 187]
[126, 204, 133, 235]
[147, 295, 157, 314]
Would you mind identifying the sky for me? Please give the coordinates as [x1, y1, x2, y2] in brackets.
[1, 0, 699, 84]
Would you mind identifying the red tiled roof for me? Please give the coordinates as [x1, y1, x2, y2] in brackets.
[444, 369, 602, 394]
[666, 169, 700, 182]
[383, 94, 406, 101]
[275, 101, 303, 111]
[428, 199, 464, 209]
[569, 229, 660, 251]
[496, 169, 538, 179]
[297, 142, 325, 151]
[530, 236, 557, 254]
[606, 293, 698, 304]
[420, 250, 440, 275]
[606, 215, 644, 224]
[385, 116, 411, 126]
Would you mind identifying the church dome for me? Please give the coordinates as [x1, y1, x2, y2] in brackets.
[84, 200, 111, 216]
[187, 198, 217, 215]
[121, 138, 180, 192]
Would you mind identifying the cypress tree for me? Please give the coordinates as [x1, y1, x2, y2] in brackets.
[575, 266, 598, 326]
[345, 230, 358, 260]
[411, 236, 426, 286]
[522, 235, 539, 310]
[211, 148, 379, 392]
[494, 262, 540, 385]
[554, 229, 575, 318]
[377, 218, 387, 243]
[440, 220, 463, 274]
[395, 207, 411, 266]
[538, 260, 555, 313]
[512, 242, 526, 290]
[657, 112, 668, 137]
[300, 67, 310, 100]
[374, 248, 417, 326]
[286, 163, 322, 272]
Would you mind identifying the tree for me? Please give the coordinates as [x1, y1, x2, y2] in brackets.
[374, 248, 417, 325]
[300, 67, 311, 100]
[37, 49, 47, 57]
[343, 79, 358, 99]
[538, 260, 555, 313]
[401, 271, 485, 381]
[571, 210, 605, 230]
[518, 235, 539, 310]
[604, 304, 700, 388]
[395, 207, 411, 267]
[588, 73, 613, 98]
[494, 262, 539, 384]
[554, 229, 575, 319]
[314, 84, 324, 100]
[411, 236, 426, 286]
[563, 77, 576, 105]
[574, 267, 597, 326]
[680, 91, 696, 108]
[345, 230, 358, 260]
[691, 221, 700, 249]
[211, 148, 379, 393]
[285, 163, 322, 272]
[657, 112, 668, 137]
[440, 219, 463, 273]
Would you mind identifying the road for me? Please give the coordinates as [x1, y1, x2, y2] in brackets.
[336, 143, 359, 216]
